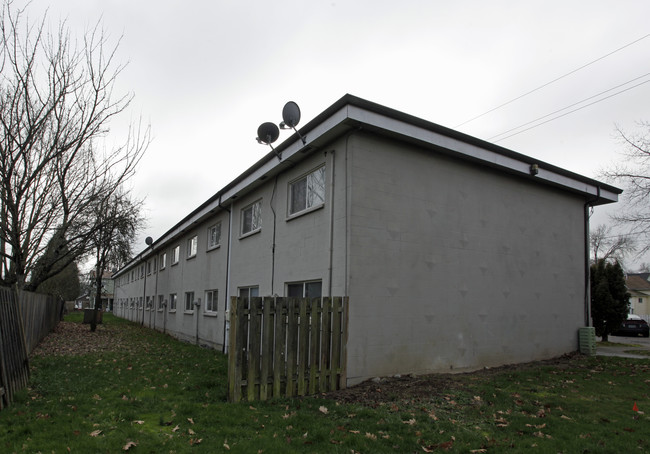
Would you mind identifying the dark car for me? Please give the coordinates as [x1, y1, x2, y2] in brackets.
[612, 316, 650, 337]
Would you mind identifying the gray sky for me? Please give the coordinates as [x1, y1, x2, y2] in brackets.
[25, 0, 650, 265]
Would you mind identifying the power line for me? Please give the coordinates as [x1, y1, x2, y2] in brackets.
[490, 77, 650, 143]
[455, 33, 650, 129]
[489, 72, 650, 141]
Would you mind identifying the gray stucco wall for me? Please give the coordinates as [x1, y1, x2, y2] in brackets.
[345, 133, 586, 384]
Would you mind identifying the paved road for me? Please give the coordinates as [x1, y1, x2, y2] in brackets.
[596, 335, 650, 358]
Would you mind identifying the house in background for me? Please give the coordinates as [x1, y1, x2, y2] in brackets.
[113, 94, 620, 385]
[626, 273, 650, 321]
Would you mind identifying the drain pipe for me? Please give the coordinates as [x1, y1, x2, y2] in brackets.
[327, 150, 336, 297]
[219, 195, 233, 354]
[584, 186, 601, 326]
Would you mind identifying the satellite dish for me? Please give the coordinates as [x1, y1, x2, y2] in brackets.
[145, 236, 153, 246]
[281, 101, 301, 128]
[256, 122, 280, 145]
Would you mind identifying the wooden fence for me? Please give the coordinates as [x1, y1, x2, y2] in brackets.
[228, 296, 348, 402]
[0, 287, 63, 410]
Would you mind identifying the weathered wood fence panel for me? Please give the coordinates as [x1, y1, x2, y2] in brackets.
[0, 287, 63, 410]
[18, 290, 63, 354]
[228, 296, 348, 403]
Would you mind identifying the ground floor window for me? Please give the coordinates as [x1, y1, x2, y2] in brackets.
[238, 286, 259, 300]
[205, 290, 218, 314]
[287, 280, 322, 298]
[185, 291, 195, 312]
[169, 293, 177, 312]
[158, 295, 164, 311]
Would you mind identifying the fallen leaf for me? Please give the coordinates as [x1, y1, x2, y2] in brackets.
[188, 428, 196, 435]
[123, 441, 137, 451]
[188, 418, 194, 424]
[89, 430, 102, 437]
[133, 420, 144, 425]
[319, 406, 328, 414]
[172, 425, 180, 432]
[403, 418, 417, 425]
[190, 438, 202, 445]
[365, 432, 377, 440]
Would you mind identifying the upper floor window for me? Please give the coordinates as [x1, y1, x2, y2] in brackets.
[208, 223, 221, 250]
[241, 200, 262, 236]
[160, 252, 167, 269]
[172, 245, 180, 265]
[147, 260, 152, 275]
[289, 166, 325, 216]
[187, 236, 198, 258]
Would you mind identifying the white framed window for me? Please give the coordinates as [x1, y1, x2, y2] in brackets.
[287, 280, 322, 298]
[205, 290, 218, 314]
[241, 200, 262, 236]
[289, 166, 325, 216]
[238, 286, 259, 300]
[147, 260, 152, 275]
[160, 253, 167, 270]
[158, 295, 164, 311]
[172, 245, 180, 265]
[184, 291, 195, 312]
[145, 296, 151, 310]
[208, 223, 221, 250]
[187, 235, 198, 258]
[169, 293, 177, 312]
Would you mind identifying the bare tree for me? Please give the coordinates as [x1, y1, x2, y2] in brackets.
[602, 122, 650, 254]
[0, 1, 149, 290]
[88, 190, 144, 332]
[589, 224, 635, 264]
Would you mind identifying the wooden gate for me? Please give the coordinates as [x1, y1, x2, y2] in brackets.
[228, 296, 348, 402]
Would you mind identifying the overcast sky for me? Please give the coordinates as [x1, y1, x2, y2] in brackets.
[23, 0, 650, 267]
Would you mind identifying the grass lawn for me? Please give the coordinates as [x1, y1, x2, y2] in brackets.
[1, 313, 649, 453]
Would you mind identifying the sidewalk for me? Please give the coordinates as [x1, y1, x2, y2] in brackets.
[595, 336, 650, 359]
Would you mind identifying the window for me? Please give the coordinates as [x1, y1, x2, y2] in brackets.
[205, 290, 218, 314]
[287, 280, 322, 298]
[239, 286, 259, 300]
[145, 296, 151, 310]
[169, 293, 177, 311]
[160, 253, 167, 269]
[147, 260, 152, 275]
[172, 245, 180, 265]
[185, 291, 195, 312]
[241, 200, 262, 236]
[208, 223, 221, 250]
[130, 270, 134, 282]
[639, 298, 644, 304]
[187, 236, 198, 258]
[140, 265, 144, 278]
[289, 167, 325, 216]
[158, 295, 164, 311]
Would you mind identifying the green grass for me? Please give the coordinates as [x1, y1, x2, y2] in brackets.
[2, 314, 650, 453]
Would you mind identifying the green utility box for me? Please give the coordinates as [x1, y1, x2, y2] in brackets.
[579, 327, 596, 356]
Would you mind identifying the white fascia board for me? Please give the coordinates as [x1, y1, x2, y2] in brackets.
[346, 105, 618, 204]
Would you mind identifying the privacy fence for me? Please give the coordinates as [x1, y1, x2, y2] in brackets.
[228, 296, 348, 402]
[0, 287, 63, 410]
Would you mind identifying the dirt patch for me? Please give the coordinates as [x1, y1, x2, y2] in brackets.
[30, 320, 123, 357]
[322, 353, 581, 407]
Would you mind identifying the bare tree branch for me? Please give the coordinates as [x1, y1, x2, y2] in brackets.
[0, 1, 150, 290]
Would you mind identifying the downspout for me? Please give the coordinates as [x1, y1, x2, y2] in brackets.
[270, 176, 279, 295]
[584, 186, 601, 326]
[141, 259, 147, 327]
[153, 257, 159, 331]
[220, 195, 232, 353]
[327, 150, 336, 297]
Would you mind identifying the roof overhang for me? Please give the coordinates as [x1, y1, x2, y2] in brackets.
[114, 94, 621, 277]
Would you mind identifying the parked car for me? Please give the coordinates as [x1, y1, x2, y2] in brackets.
[612, 316, 650, 337]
